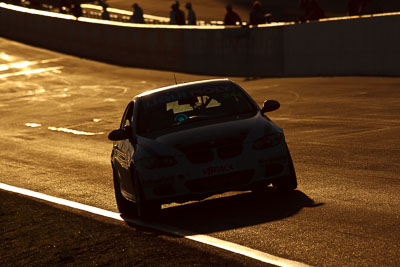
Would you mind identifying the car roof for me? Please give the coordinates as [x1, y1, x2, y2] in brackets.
[135, 78, 233, 99]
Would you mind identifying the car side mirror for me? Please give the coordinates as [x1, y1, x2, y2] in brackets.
[108, 126, 132, 141]
[261, 100, 280, 113]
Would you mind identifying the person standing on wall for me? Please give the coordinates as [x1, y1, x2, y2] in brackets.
[29, 0, 41, 9]
[72, 0, 82, 18]
[130, 3, 145, 23]
[101, 4, 110, 20]
[224, 3, 242, 25]
[249, 1, 267, 25]
[359, 0, 383, 15]
[299, 0, 325, 22]
[185, 2, 197, 25]
[169, 2, 176, 24]
[59, 0, 70, 13]
[348, 0, 361, 15]
[348, 0, 378, 15]
[170, 1, 185, 25]
[174, 1, 186, 25]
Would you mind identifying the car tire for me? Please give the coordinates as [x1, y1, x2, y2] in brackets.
[133, 172, 161, 220]
[113, 166, 136, 216]
[273, 149, 298, 192]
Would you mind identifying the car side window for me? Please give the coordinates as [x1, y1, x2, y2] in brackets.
[120, 102, 134, 129]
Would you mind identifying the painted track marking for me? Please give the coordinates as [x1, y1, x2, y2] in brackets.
[0, 182, 309, 267]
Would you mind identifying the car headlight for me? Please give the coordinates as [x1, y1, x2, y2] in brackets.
[252, 132, 282, 150]
[142, 156, 178, 169]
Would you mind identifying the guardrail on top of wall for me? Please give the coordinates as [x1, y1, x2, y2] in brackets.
[2, 2, 400, 77]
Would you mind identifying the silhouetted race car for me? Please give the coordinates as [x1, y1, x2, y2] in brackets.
[109, 79, 297, 219]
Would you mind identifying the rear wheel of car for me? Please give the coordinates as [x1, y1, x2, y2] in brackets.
[272, 150, 297, 192]
[113, 166, 136, 216]
[133, 173, 161, 220]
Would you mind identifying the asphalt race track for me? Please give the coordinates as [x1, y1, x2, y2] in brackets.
[1, 37, 400, 266]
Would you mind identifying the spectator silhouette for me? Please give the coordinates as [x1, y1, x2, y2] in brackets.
[101, 5, 110, 20]
[169, 3, 176, 24]
[29, 0, 41, 9]
[59, 0, 70, 14]
[170, 1, 185, 25]
[349, 0, 380, 15]
[348, 0, 361, 15]
[9, 0, 21, 5]
[249, 1, 267, 25]
[361, 0, 383, 14]
[131, 3, 145, 23]
[299, 0, 325, 22]
[224, 3, 242, 26]
[72, 0, 82, 18]
[185, 2, 197, 25]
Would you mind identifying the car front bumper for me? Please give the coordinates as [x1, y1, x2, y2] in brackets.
[136, 141, 291, 203]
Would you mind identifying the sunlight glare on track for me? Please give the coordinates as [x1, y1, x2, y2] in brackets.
[0, 66, 64, 79]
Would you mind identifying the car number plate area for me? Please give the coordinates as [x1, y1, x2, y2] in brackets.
[201, 164, 234, 176]
[185, 169, 255, 193]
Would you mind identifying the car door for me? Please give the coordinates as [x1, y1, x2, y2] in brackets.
[113, 101, 136, 200]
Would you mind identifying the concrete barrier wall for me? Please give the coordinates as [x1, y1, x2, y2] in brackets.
[1, 3, 400, 77]
[283, 15, 400, 76]
[0, 3, 285, 77]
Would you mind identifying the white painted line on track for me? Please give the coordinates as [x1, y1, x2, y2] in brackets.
[0, 182, 309, 267]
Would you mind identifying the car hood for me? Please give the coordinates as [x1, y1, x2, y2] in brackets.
[135, 112, 282, 157]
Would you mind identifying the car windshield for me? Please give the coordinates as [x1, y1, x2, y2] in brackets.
[137, 83, 258, 135]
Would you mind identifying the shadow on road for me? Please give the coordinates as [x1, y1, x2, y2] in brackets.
[149, 189, 323, 234]
[1, 191, 261, 266]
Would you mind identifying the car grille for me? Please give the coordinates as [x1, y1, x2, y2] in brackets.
[217, 144, 243, 159]
[185, 169, 254, 193]
[175, 134, 246, 164]
[185, 149, 214, 163]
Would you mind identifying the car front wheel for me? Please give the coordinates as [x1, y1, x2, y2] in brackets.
[272, 150, 297, 192]
[113, 166, 136, 216]
[133, 172, 161, 220]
